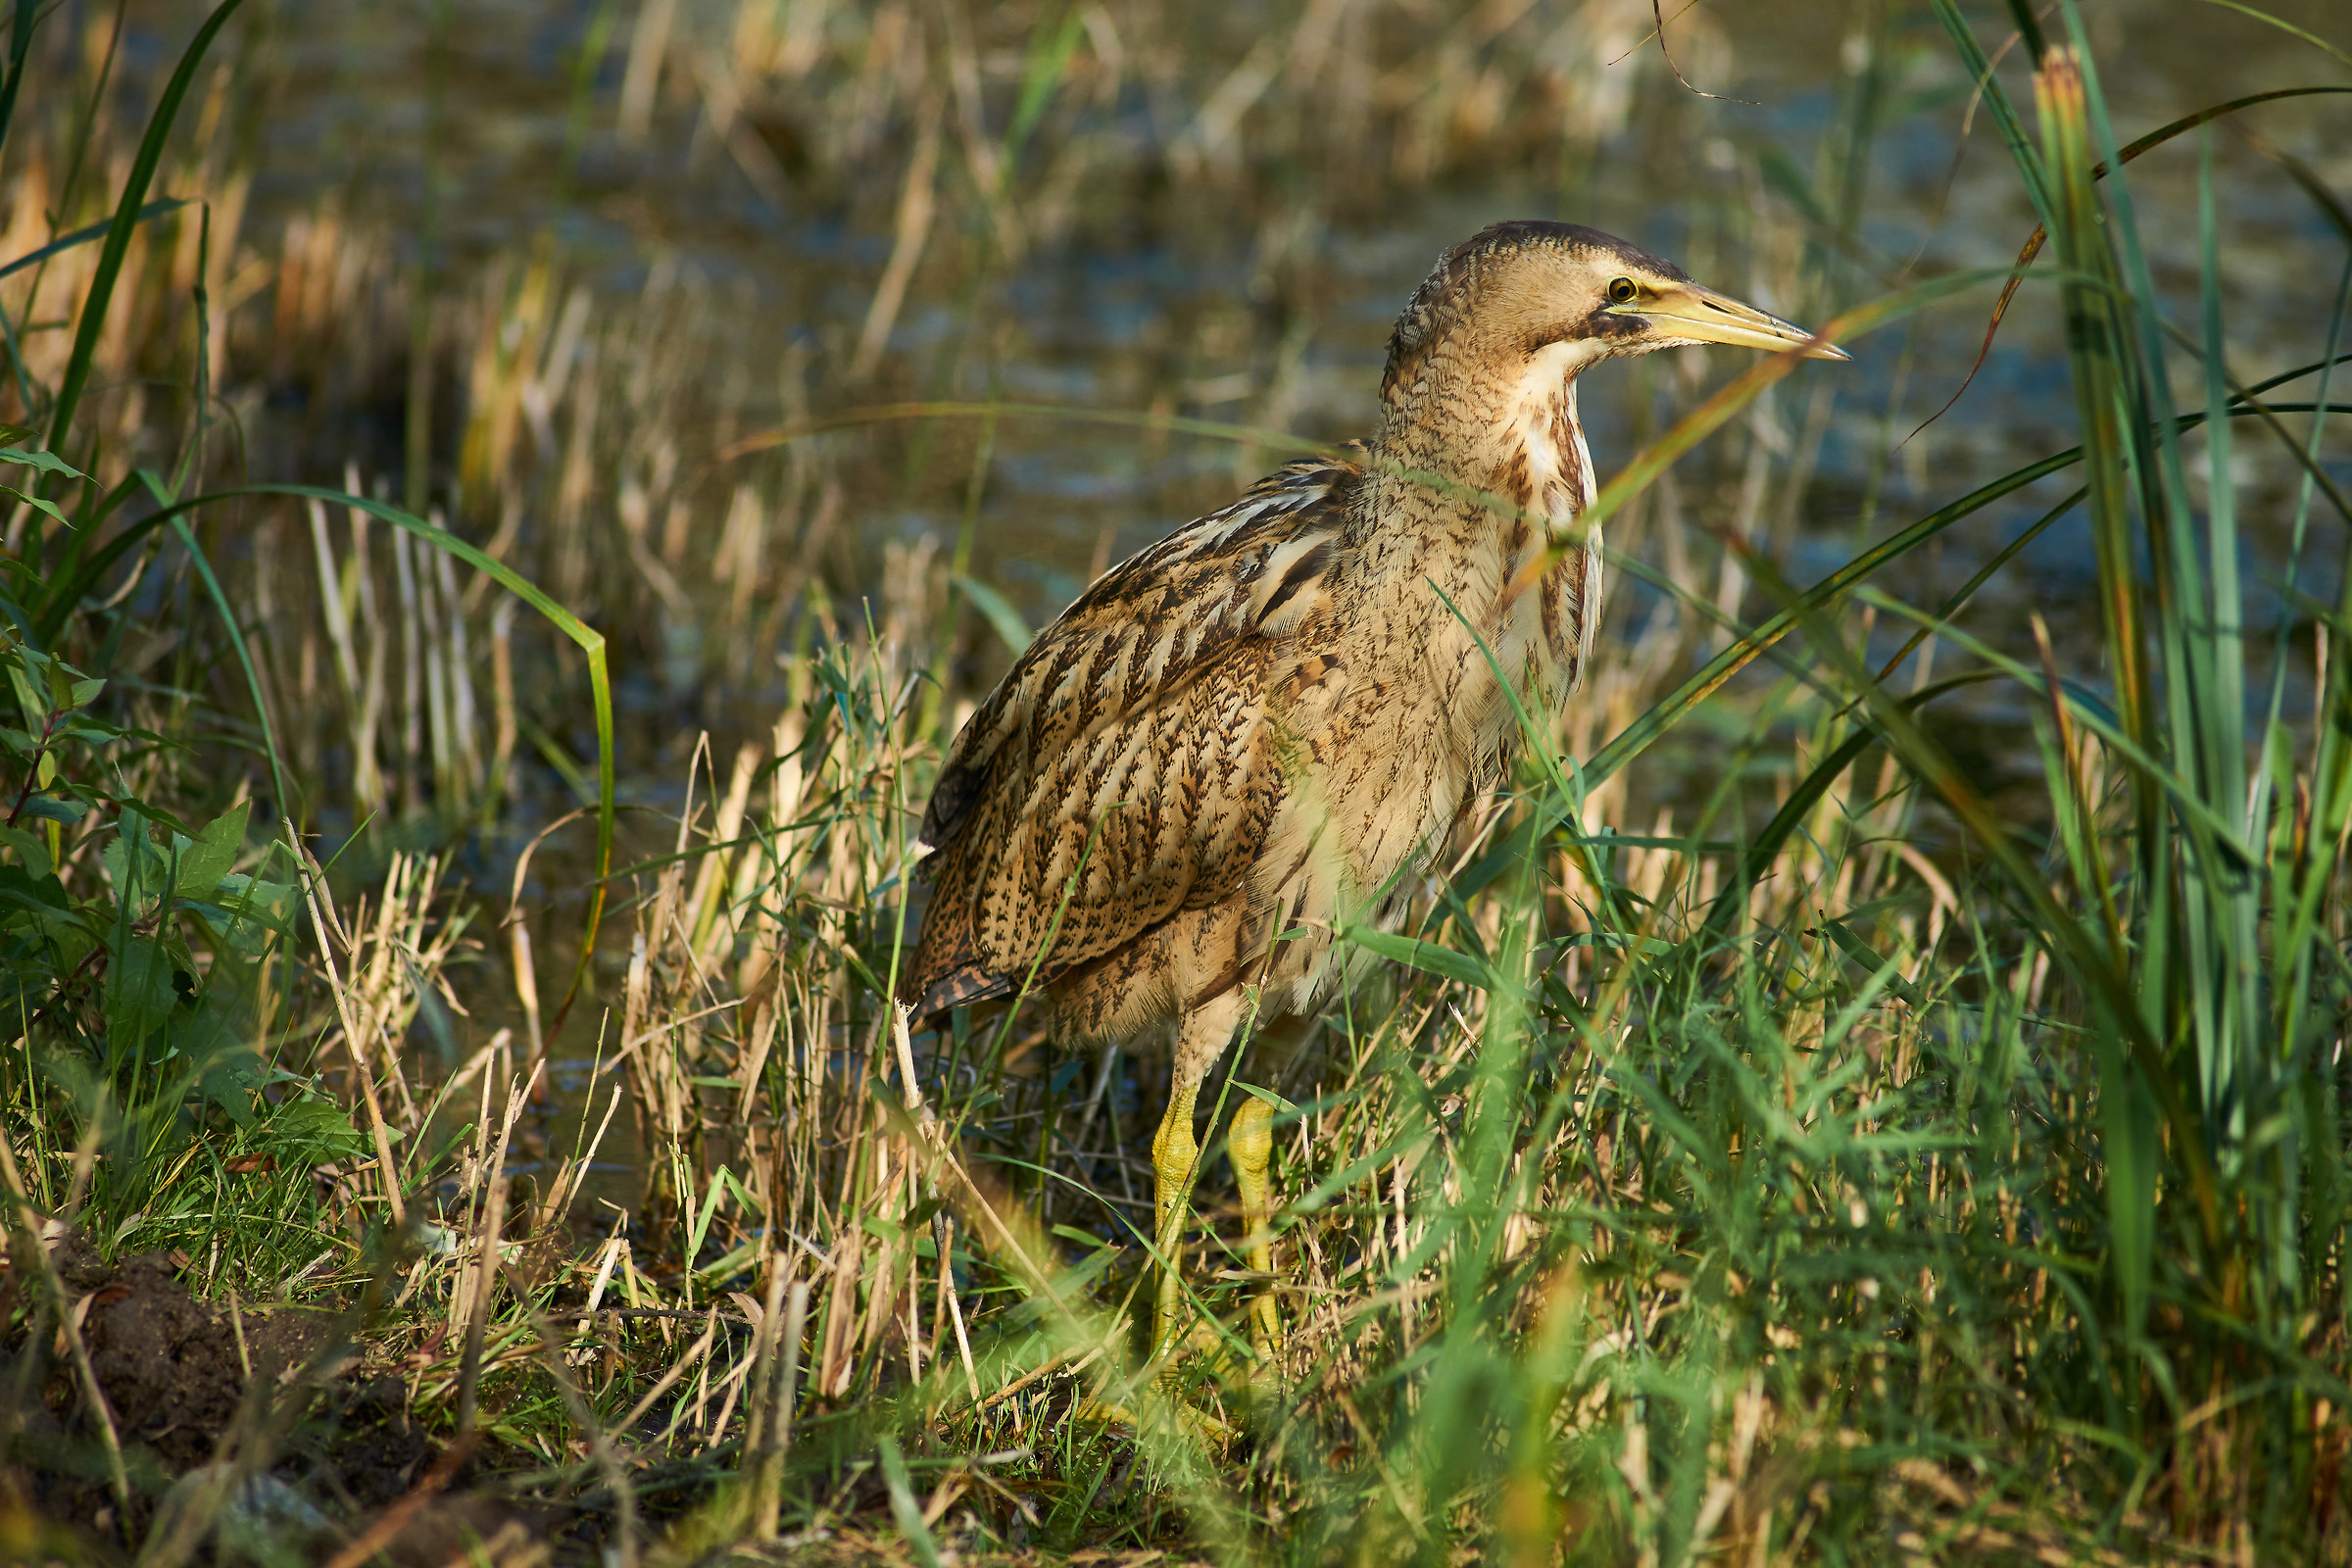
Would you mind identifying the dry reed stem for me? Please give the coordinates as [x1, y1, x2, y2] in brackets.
[4, 7, 2336, 1555]
[288, 823, 408, 1226]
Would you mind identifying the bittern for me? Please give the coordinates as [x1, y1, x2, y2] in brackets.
[906, 220, 1844, 1367]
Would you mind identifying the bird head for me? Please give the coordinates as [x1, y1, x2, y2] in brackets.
[1379, 220, 1846, 418]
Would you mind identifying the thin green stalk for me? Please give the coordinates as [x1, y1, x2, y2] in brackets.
[45, 0, 246, 466]
[0, 0, 40, 175]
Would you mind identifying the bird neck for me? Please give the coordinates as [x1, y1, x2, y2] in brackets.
[1369, 339, 1601, 545]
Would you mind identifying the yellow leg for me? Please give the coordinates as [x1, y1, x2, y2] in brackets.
[1148, 990, 1249, 1371]
[1150, 1078, 1201, 1359]
[1229, 1097, 1281, 1371]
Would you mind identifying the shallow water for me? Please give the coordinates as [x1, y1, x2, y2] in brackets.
[176, 0, 2348, 644]
[102, 0, 2352, 1210]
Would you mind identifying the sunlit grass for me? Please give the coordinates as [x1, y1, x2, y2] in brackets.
[0, 0, 2346, 1563]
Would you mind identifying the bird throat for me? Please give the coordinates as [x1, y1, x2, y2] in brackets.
[1497, 344, 1600, 531]
[1367, 339, 1607, 695]
[1490, 349, 1605, 699]
[1381, 342, 1601, 531]
[1505, 368, 1599, 533]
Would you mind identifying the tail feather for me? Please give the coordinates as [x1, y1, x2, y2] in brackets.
[910, 963, 1017, 1024]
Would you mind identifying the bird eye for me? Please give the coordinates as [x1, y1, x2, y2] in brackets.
[1607, 276, 1640, 306]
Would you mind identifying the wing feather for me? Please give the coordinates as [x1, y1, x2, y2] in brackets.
[907, 452, 1359, 1016]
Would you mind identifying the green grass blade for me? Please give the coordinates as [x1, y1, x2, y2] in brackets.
[1916, 85, 2351, 438]
[28, 474, 172, 645]
[2198, 130, 2263, 1090]
[875, 1435, 944, 1568]
[1739, 540, 2223, 1242]
[1584, 444, 2080, 787]
[0, 0, 40, 172]
[1930, 0, 2057, 228]
[1855, 592, 2262, 866]
[719, 399, 1330, 466]
[43, 0, 246, 464]
[2193, 0, 2352, 69]
[150, 487, 293, 822]
[1004, 9, 1087, 168]
[1690, 671, 1999, 955]
[49, 482, 613, 1018]
[951, 574, 1033, 655]
[0, 199, 188, 285]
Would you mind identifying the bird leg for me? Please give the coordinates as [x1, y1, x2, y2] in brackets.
[1150, 991, 1247, 1361]
[1149, 1076, 1202, 1359]
[1228, 1096, 1280, 1371]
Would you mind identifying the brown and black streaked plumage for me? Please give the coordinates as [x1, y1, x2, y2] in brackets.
[905, 220, 1845, 1359]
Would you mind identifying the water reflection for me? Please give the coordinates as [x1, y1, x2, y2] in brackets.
[195, 2, 2340, 632]
[84, 0, 2352, 1205]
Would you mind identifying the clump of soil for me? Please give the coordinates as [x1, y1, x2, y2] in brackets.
[3, 1240, 572, 1562]
[60, 1246, 321, 1471]
[4, 1241, 327, 1543]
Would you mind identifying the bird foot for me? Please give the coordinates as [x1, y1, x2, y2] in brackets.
[1064, 1315, 1261, 1447]
[1193, 1328, 1285, 1396]
[1071, 1385, 1236, 1448]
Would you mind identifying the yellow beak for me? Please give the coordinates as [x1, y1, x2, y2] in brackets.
[1610, 283, 1850, 361]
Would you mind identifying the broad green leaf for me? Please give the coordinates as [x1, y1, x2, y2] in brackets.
[103, 814, 162, 903]
[59, 714, 131, 743]
[168, 1001, 248, 1075]
[171, 799, 249, 899]
[212, 872, 295, 925]
[1232, 1081, 1298, 1114]
[0, 486, 70, 527]
[0, 863, 68, 915]
[198, 1047, 263, 1128]
[15, 794, 85, 826]
[266, 1099, 372, 1162]
[184, 882, 295, 955]
[0, 825, 53, 876]
[0, 447, 85, 479]
[105, 934, 182, 1047]
[6, 658, 45, 722]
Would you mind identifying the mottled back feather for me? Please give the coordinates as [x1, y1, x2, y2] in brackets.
[907, 453, 1360, 1018]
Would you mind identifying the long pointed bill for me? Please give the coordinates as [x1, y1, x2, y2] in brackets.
[1615, 284, 1850, 360]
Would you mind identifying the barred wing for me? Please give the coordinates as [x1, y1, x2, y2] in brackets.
[908, 454, 1359, 1017]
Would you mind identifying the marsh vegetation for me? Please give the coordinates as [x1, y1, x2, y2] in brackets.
[0, 0, 2347, 1561]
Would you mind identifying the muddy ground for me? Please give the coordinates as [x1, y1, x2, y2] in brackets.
[0, 1243, 1192, 1567]
[0, 1241, 591, 1566]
